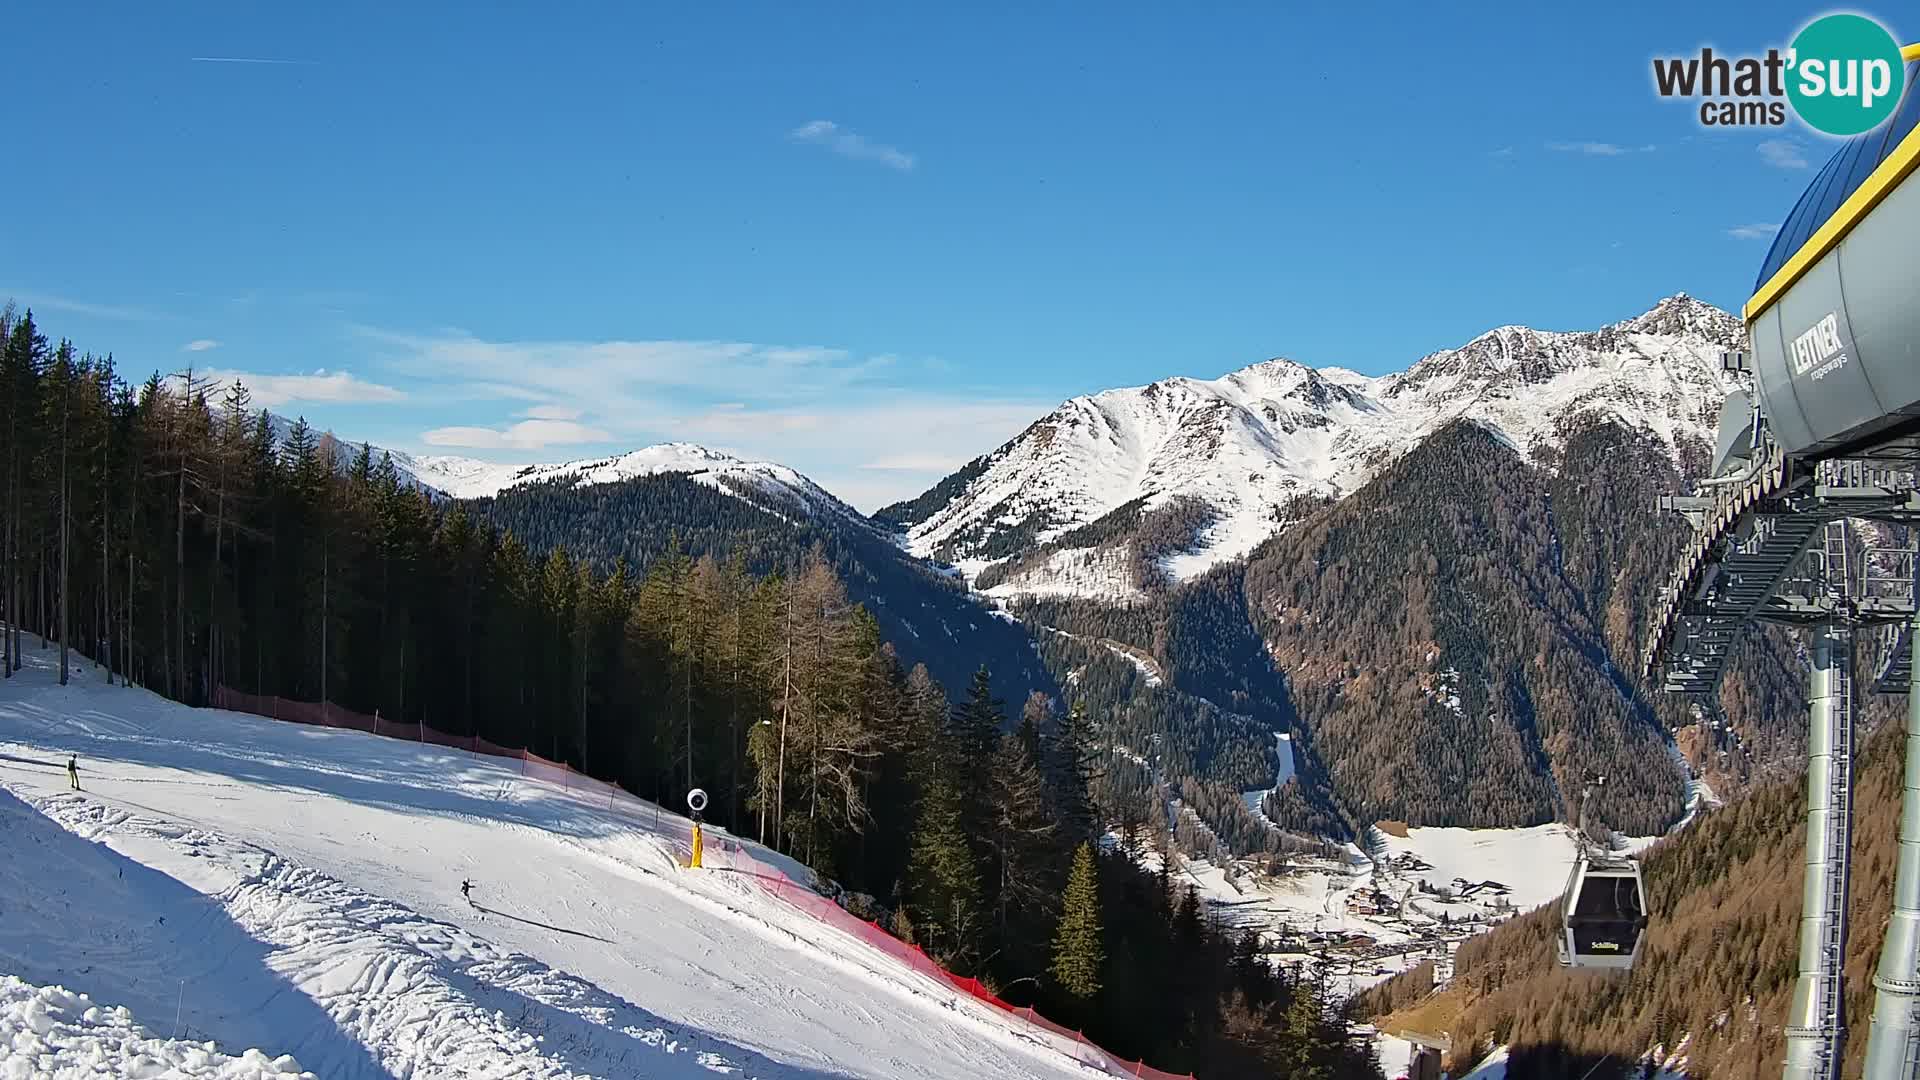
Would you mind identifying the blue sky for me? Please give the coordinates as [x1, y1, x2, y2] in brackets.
[1, 3, 1880, 509]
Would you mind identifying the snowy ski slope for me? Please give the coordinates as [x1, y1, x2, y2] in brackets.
[0, 645, 1112, 1080]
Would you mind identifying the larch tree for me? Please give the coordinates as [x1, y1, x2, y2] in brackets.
[986, 732, 1058, 945]
[1051, 841, 1104, 1000]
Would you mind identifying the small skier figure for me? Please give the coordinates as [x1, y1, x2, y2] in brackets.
[461, 879, 474, 906]
[66, 755, 79, 791]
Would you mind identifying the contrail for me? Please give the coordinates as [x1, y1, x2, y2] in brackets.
[191, 56, 311, 65]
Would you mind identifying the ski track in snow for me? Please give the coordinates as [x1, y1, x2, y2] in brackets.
[0, 647, 1114, 1080]
[916, 296, 1738, 600]
[1238, 734, 1293, 828]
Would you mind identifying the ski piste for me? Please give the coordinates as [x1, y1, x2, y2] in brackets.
[0, 646, 1172, 1079]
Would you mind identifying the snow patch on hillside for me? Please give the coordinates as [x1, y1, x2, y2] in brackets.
[1462, 1046, 1510, 1079]
[978, 547, 1146, 603]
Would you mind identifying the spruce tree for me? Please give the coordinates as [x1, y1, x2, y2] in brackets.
[947, 664, 1004, 847]
[1051, 841, 1104, 999]
[907, 771, 982, 969]
[1045, 699, 1101, 847]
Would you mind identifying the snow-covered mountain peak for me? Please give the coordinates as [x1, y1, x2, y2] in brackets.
[1616, 292, 1741, 341]
[888, 294, 1739, 600]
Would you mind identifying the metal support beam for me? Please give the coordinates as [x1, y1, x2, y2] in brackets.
[1864, 588, 1920, 1079]
[1784, 621, 1856, 1080]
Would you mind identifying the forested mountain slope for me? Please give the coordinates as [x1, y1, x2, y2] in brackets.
[1013, 415, 1807, 848]
[870, 294, 1818, 850]
[1361, 698, 1907, 1079]
[2, 307, 1394, 1078]
[468, 473, 1055, 711]
[1244, 420, 1680, 832]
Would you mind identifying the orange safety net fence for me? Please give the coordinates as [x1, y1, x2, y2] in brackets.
[209, 686, 1193, 1080]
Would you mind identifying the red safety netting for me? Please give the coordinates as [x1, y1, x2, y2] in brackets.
[213, 687, 535, 768]
[209, 685, 1192, 1079]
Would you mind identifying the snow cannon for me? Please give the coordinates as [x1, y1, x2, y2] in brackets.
[1740, 49, 1920, 463]
[686, 788, 708, 869]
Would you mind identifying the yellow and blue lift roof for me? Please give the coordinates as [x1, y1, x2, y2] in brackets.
[1748, 44, 1920, 322]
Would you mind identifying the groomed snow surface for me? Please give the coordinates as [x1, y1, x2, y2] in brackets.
[0, 645, 1115, 1080]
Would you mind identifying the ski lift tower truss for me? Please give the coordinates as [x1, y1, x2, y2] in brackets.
[1648, 48, 1920, 1079]
[1646, 442, 1920, 1080]
[1646, 452, 1920, 698]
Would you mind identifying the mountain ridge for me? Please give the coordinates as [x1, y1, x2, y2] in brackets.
[881, 294, 1742, 602]
[264, 414, 865, 530]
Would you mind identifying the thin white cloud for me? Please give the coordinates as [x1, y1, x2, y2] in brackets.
[423, 419, 612, 451]
[1547, 141, 1656, 156]
[1759, 138, 1810, 169]
[1727, 222, 1782, 240]
[357, 326, 886, 408]
[668, 398, 1048, 510]
[184, 338, 222, 352]
[788, 120, 916, 171]
[196, 368, 407, 408]
[860, 452, 969, 472]
[191, 56, 311, 65]
[363, 324, 1045, 509]
[1, 290, 169, 322]
[1489, 146, 1516, 158]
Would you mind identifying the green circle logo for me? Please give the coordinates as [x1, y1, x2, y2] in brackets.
[1787, 14, 1906, 136]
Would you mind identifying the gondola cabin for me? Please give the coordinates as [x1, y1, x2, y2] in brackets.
[1558, 855, 1648, 971]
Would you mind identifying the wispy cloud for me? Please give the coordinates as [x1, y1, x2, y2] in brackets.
[1, 289, 170, 322]
[423, 419, 612, 451]
[1727, 222, 1781, 240]
[1489, 146, 1516, 159]
[860, 452, 969, 472]
[183, 338, 221, 352]
[667, 398, 1048, 511]
[196, 368, 406, 409]
[191, 56, 311, 65]
[1758, 138, 1810, 169]
[361, 324, 1042, 509]
[788, 120, 916, 171]
[357, 326, 889, 408]
[1547, 141, 1657, 156]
